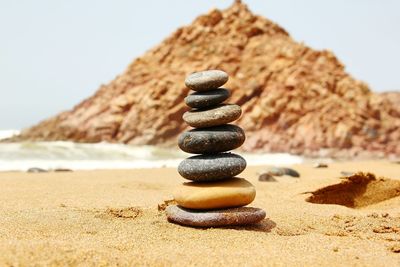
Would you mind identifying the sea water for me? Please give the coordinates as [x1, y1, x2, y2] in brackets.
[0, 130, 303, 171]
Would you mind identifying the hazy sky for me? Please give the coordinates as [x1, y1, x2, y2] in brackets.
[1, 1, 399, 129]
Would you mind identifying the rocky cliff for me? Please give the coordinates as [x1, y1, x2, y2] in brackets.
[13, 1, 400, 157]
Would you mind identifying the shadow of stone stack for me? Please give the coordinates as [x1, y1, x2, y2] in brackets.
[166, 70, 266, 227]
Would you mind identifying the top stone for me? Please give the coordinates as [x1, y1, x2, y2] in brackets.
[185, 70, 229, 91]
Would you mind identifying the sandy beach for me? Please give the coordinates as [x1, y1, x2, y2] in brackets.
[1, 0, 400, 266]
[0, 161, 399, 266]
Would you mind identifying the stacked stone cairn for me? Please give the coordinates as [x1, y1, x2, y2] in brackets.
[166, 70, 266, 227]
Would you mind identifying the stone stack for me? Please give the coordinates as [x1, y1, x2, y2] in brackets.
[166, 70, 266, 227]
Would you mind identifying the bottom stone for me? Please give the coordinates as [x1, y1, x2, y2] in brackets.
[166, 205, 266, 227]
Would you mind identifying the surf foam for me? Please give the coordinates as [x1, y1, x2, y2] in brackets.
[0, 141, 303, 171]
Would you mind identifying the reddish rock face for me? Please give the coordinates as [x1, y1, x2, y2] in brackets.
[13, 1, 400, 158]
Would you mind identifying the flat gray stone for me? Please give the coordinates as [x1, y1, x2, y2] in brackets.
[258, 172, 277, 182]
[27, 167, 48, 173]
[178, 153, 246, 181]
[266, 167, 285, 176]
[185, 70, 229, 91]
[53, 168, 73, 172]
[281, 167, 300, 177]
[313, 162, 328, 168]
[266, 167, 300, 178]
[183, 104, 241, 128]
[178, 124, 245, 154]
[185, 88, 230, 109]
[166, 205, 266, 227]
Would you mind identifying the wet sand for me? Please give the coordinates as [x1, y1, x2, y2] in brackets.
[0, 161, 399, 266]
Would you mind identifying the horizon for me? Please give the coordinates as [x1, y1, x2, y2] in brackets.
[1, 0, 400, 130]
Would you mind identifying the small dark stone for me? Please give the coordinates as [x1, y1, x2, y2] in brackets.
[178, 124, 245, 154]
[178, 153, 246, 182]
[282, 167, 300, 177]
[183, 104, 241, 128]
[166, 205, 266, 227]
[266, 167, 300, 178]
[184, 88, 230, 109]
[185, 70, 229, 91]
[258, 172, 277, 182]
[266, 167, 285, 176]
[53, 168, 73, 172]
[27, 167, 48, 173]
[313, 163, 328, 168]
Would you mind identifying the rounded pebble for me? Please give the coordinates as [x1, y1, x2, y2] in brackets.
[266, 167, 285, 176]
[265, 167, 300, 178]
[27, 167, 48, 173]
[185, 70, 229, 91]
[166, 205, 266, 227]
[282, 167, 300, 177]
[313, 162, 328, 168]
[258, 172, 277, 182]
[178, 153, 246, 181]
[178, 124, 245, 154]
[184, 88, 230, 109]
[173, 177, 255, 210]
[183, 104, 241, 128]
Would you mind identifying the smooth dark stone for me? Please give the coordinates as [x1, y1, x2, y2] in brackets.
[282, 167, 300, 178]
[313, 163, 328, 168]
[266, 167, 285, 176]
[27, 167, 48, 173]
[166, 205, 266, 227]
[178, 124, 245, 154]
[185, 70, 229, 91]
[53, 168, 73, 172]
[183, 104, 241, 128]
[184, 88, 230, 109]
[178, 153, 246, 182]
[266, 167, 300, 178]
[258, 172, 277, 182]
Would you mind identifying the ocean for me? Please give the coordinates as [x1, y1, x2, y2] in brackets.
[0, 130, 303, 171]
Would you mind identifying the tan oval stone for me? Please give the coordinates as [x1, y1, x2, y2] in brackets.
[185, 70, 229, 91]
[183, 104, 241, 128]
[173, 177, 256, 210]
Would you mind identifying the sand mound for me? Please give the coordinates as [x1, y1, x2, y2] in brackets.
[95, 207, 142, 219]
[12, 0, 400, 158]
[306, 172, 400, 208]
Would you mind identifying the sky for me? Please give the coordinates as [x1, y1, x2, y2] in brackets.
[0, 0, 399, 129]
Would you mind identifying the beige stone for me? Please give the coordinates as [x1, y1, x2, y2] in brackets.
[183, 104, 242, 128]
[173, 177, 256, 210]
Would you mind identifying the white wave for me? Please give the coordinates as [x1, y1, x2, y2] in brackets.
[0, 129, 20, 140]
[0, 141, 303, 171]
[242, 152, 303, 166]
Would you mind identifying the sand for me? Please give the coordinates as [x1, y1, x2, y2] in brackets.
[0, 161, 399, 266]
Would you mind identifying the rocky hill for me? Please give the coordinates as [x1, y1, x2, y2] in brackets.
[380, 92, 400, 113]
[12, 1, 400, 157]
